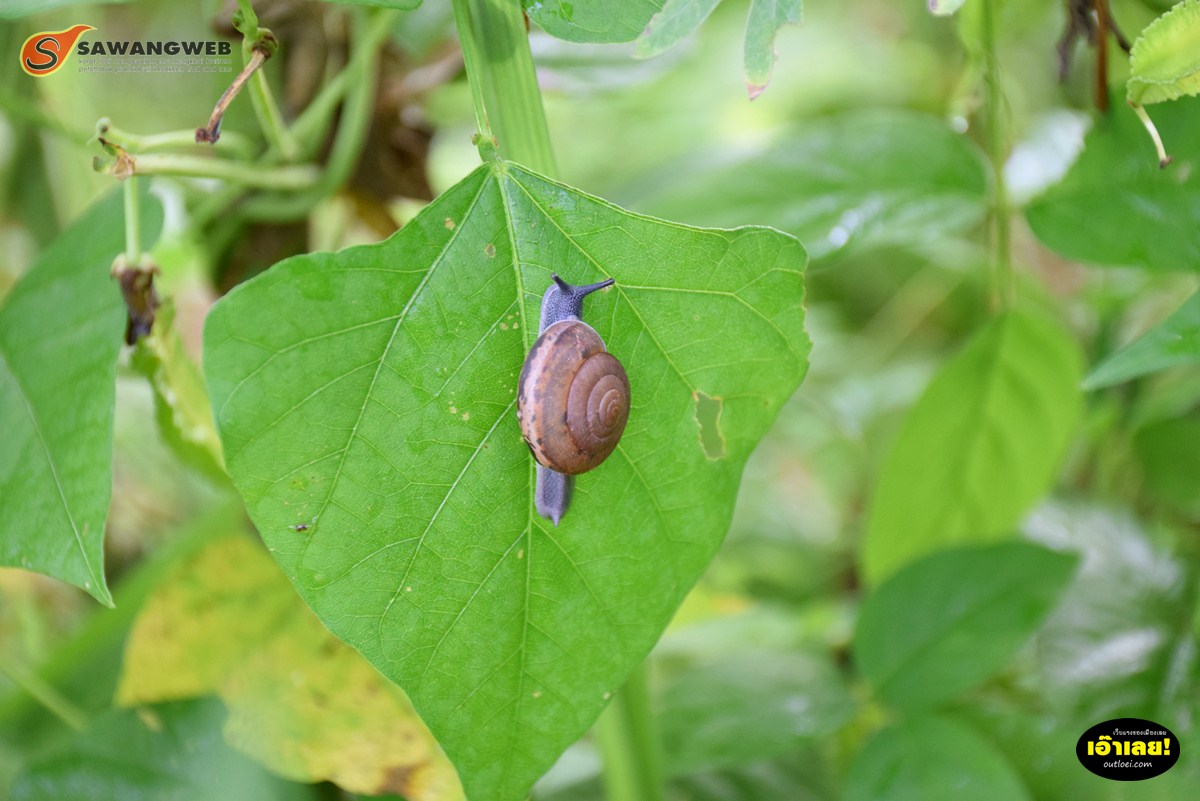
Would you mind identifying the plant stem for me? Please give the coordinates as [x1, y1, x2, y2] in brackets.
[99, 120, 255, 159]
[981, 0, 1013, 310]
[450, 0, 494, 145]
[245, 54, 298, 160]
[191, 7, 396, 228]
[1130, 102, 1172, 168]
[123, 176, 140, 265]
[239, 8, 394, 221]
[0, 656, 87, 731]
[595, 663, 666, 801]
[234, 0, 300, 160]
[128, 153, 319, 189]
[196, 48, 270, 145]
[451, 0, 556, 174]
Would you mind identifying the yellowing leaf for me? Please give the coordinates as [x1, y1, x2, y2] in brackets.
[119, 535, 462, 800]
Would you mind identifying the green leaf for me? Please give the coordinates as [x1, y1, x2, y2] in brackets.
[320, 0, 421, 9]
[635, 0, 724, 59]
[743, 0, 802, 98]
[0, 0, 127, 19]
[203, 161, 809, 801]
[843, 716, 1031, 801]
[118, 535, 463, 800]
[861, 310, 1082, 584]
[853, 542, 1078, 710]
[0, 188, 162, 606]
[1085, 289, 1200, 389]
[525, 0, 664, 43]
[659, 648, 854, 773]
[630, 111, 988, 262]
[9, 699, 318, 801]
[1134, 416, 1200, 515]
[130, 302, 225, 479]
[1026, 99, 1200, 271]
[928, 0, 968, 15]
[1128, 0, 1200, 105]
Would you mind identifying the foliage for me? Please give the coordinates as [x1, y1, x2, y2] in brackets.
[202, 159, 808, 801]
[1, 0, 1199, 801]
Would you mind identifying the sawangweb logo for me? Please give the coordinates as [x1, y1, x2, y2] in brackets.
[20, 25, 234, 76]
[20, 24, 93, 76]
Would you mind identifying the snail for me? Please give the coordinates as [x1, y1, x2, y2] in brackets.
[517, 274, 630, 525]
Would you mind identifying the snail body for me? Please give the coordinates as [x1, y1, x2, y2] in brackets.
[517, 275, 630, 524]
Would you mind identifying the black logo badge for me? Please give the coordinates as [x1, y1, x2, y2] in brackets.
[1076, 717, 1179, 781]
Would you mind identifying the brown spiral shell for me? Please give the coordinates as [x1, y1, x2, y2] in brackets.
[517, 319, 630, 475]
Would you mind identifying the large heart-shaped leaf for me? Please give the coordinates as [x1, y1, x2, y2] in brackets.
[203, 160, 809, 801]
[0, 187, 162, 605]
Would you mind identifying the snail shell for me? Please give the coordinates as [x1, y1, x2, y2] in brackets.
[517, 319, 630, 476]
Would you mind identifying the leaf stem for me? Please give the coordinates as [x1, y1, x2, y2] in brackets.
[451, 0, 556, 174]
[238, 8, 395, 221]
[595, 662, 666, 801]
[0, 656, 87, 731]
[1129, 102, 1173, 168]
[189, 7, 396, 228]
[233, 0, 299, 160]
[195, 47, 270, 145]
[981, 0, 1014, 309]
[123, 153, 319, 189]
[123, 176, 141, 266]
[450, 0, 493, 146]
[98, 119, 255, 159]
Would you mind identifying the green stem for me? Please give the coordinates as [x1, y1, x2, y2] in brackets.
[450, 0, 494, 144]
[0, 656, 87, 731]
[451, 0, 556, 174]
[594, 663, 666, 801]
[100, 120, 255, 159]
[123, 176, 140, 265]
[239, 9, 395, 221]
[235, 0, 300, 160]
[128, 153, 319, 189]
[1129, 102, 1172, 168]
[246, 60, 298, 160]
[190, 8, 396, 228]
[981, 0, 1013, 309]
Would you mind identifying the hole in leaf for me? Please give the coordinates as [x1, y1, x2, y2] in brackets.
[693, 391, 726, 459]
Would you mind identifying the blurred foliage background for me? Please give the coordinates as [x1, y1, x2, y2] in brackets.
[1, 0, 1198, 799]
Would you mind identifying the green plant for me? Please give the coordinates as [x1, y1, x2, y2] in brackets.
[1, 1, 1199, 800]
